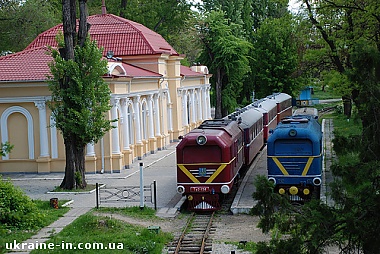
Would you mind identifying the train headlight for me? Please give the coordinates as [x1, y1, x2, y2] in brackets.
[279, 188, 285, 195]
[221, 185, 230, 194]
[288, 129, 297, 137]
[188, 195, 193, 201]
[303, 188, 310, 195]
[196, 135, 207, 145]
[313, 177, 322, 186]
[289, 186, 298, 195]
[176, 185, 185, 194]
[268, 177, 276, 185]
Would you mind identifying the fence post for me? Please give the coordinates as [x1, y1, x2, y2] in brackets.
[139, 162, 144, 210]
[96, 182, 99, 209]
[153, 180, 157, 210]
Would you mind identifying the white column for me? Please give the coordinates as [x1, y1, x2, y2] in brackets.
[34, 101, 49, 157]
[206, 86, 212, 119]
[133, 96, 142, 144]
[164, 92, 173, 132]
[190, 89, 196, 124]
[111, 97, 121, 154]
[182, 91, 188, 126]
[86, 143, 95, 156]
[154, 94, 161, 135]
[121, 98, 130, 150]
[202, 87, 207, 120]
[197, 88, 203, 121]
[147, 95, 155, 138]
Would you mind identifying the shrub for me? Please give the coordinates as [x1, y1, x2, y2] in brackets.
[0, 176, 43, 229]
[332, 134, 361, 155]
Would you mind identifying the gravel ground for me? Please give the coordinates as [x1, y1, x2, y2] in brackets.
[94, 211, 270, 254]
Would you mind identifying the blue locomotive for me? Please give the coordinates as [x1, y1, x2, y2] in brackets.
[267, 109, 322, 201]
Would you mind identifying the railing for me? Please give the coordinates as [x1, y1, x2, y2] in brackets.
[95, 181, 157, 210]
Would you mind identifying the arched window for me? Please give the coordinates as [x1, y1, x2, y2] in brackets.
[1, 106, 34, 160]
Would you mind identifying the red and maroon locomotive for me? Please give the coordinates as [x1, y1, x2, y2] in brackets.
[176, 119, 244, 210]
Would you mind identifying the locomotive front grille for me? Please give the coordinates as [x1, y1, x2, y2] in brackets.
[281, 161, 307, 171]
[189, 169, 217, 178]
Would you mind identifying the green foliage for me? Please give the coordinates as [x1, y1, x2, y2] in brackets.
[331, 111, 362, 156]
[0, 176, 42, 229]
[48, 38, 113, 147]
[197, 10, 252, 116]
[251, 175, 292, 233]
[251, 15, 300, 98]
[347, 38, 380, 162]
[0, 142, 13, 157]
[0, 0, 61, 53]
[0, 199, 69, 254]
[320, 70, 353, 97]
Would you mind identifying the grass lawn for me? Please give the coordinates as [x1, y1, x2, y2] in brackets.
[30, 207, 172, 254]
[0, 200, 70, 254]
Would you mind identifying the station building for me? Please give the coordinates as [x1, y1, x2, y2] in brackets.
[0, 10, 212, 174]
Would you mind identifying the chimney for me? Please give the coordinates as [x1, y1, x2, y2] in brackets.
[102, 0, 107, 15]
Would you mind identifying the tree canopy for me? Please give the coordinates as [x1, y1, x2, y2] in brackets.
[197, 10, 252, 117]
[0, 0, 61, 54]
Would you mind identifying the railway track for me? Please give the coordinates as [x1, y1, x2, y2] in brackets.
[318, 106, 336, 118]
[166, 212, 216, 254]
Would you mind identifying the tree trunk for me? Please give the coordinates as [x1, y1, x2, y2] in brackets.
[59, 0, 89, 189]
[74, 145, 87, 189]
[60, 136, 87, 189]
[120, 0, 127, 18]
[78, 0, 89, 47]
[62, 0, 76, 60]
[342, 96, 352, 118]
[215, 68, 223, 119]
[60, 137, 76, 189]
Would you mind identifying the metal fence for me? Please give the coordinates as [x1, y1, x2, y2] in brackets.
[95, 181, 157, 210]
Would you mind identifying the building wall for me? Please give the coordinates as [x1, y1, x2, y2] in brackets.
[0, 56, 211, 174]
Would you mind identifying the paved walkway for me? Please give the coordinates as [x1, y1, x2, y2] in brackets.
[7, 143, 180, 253]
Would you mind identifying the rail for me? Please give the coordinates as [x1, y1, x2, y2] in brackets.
[168, 212, 215, 254]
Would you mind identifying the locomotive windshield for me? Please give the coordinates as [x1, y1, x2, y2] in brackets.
[274, 139, 312, 156]
[182, 145, 222, 163]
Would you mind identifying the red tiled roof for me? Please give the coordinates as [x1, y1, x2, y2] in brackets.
[115, 62, 162, 78]
[0, 47, 164, 81]
[0, 46, 52, 81]
[26, 14, 178, 57]
[180, 66, 205, 77]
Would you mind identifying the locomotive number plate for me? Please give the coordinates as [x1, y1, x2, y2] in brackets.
[190, 186, 209, 192]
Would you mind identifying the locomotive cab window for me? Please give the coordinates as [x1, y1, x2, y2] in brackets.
[274, 139, 313, 156]
[182, 145, 222, 163]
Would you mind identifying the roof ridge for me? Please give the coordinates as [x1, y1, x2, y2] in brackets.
[92, 14, 159, 55]
[92, 14, 177, 54]
[25, 24, 62, 51]
[0, 46, 49, 60]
